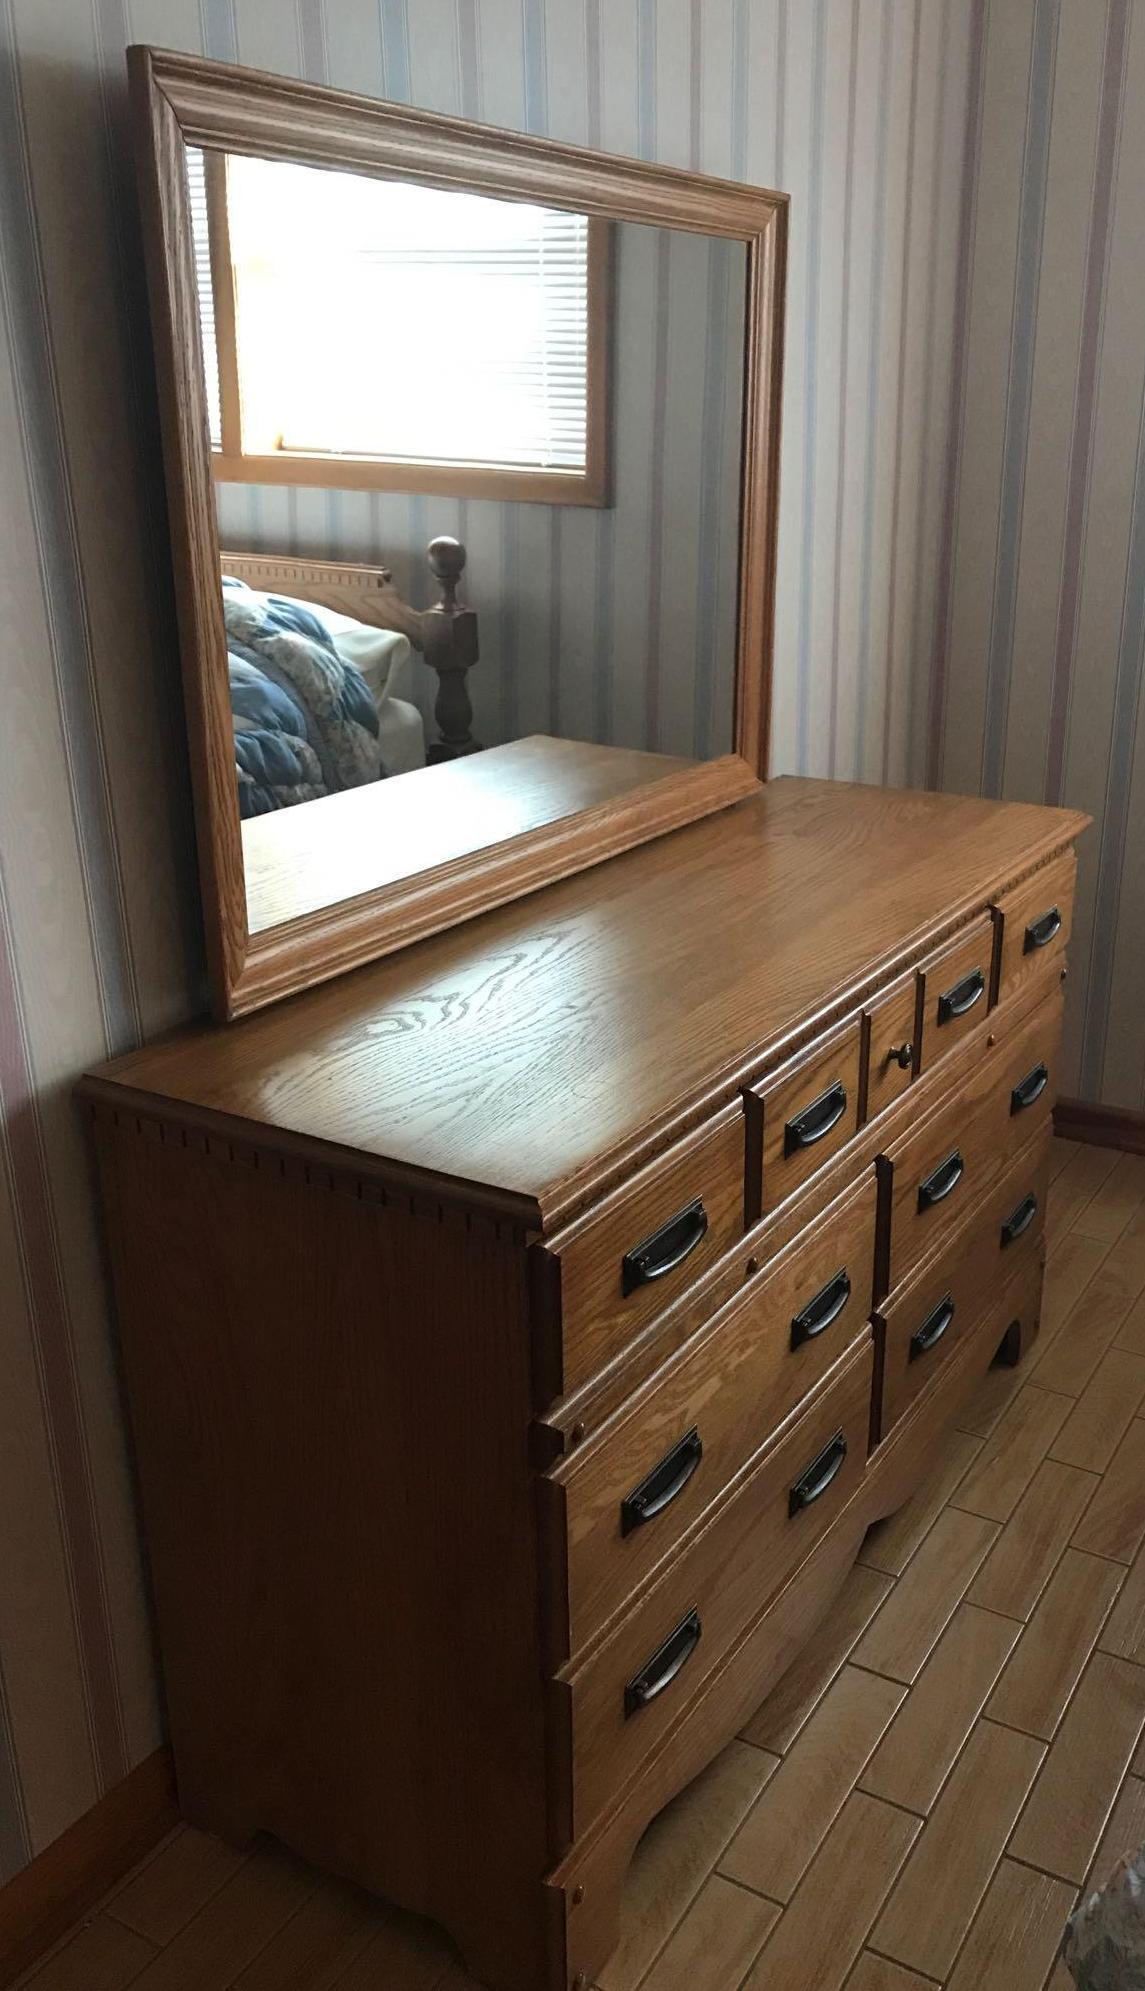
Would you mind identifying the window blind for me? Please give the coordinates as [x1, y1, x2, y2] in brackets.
[185, 147, 223, 450]
[191, 150, 593, 478]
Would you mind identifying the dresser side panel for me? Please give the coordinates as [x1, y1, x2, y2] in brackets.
[87, 1105, 551, 1985]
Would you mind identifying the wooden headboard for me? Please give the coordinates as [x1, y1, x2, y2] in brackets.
[220, 549, 428, 649]
[220, 537, 480, 763]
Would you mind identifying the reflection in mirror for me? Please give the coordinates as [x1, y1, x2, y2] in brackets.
[185, 144, 747, 938]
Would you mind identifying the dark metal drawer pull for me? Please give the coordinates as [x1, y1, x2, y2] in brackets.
[621, 1428, 703, 1535]
[622, 1198, 708, 1296]
[1011, 1063, 1049, 1114]
[937, 968, 986, 1024]
[1001, 1192, 1038, 1247]
[790, 1269, 852, 1350]
[789, 1431, 848, 1516]
[918, 1149, 965, 1210]
[910, 1293, 956, 1360]
[784, 1080, 848, 1156]
[624, 1610, 702, 1716]
[1025, 906, 1062, 953]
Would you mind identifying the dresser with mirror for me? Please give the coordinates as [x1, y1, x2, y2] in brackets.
[81, 46, 1087, 1991]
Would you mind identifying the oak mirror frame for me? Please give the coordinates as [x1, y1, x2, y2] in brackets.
[129, 46, 787, 1020]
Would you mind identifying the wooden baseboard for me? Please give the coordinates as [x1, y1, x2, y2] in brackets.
[1054, 1097, 1145, 1155]
[0, 1747, 176, 1987]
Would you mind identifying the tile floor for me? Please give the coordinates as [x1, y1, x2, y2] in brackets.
[18, 1136, 1145, 1991]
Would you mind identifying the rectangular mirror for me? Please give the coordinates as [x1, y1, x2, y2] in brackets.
[130, 48, 785, 1017]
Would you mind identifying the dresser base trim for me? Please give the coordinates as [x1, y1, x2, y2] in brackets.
[1054, 1097, 1145, 1155]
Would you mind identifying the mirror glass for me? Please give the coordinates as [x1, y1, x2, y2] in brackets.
[185, 145, 747, 938]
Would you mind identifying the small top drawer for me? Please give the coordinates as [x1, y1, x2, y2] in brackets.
[993, 850, 1075, 1006]
[535, 1107, 747, 1398]
[864, 972, 919, 1123]
[544, 1171, 878, 1660]
[748, 1015, 863, 1217]
[916, 914, 996, 1072]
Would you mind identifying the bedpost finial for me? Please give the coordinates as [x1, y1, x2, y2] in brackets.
[427, 536, 466, 610]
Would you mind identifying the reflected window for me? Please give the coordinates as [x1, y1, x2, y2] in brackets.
[186, 147, 610, 504]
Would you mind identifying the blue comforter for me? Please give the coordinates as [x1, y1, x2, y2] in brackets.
[223, 579, 382, 818]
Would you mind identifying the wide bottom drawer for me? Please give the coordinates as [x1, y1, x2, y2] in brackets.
[554, 1334, 873, 1839]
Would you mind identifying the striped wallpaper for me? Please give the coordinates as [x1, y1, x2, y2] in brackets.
[0, 0, 1137, 1887]
[930, 0, 1145, 1115]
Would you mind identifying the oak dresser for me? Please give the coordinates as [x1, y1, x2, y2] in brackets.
[82, 776, 1087, 1991]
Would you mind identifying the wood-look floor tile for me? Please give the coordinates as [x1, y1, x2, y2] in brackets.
[15, 1916, 156, 1991]
[851, 1507, 999, 1685]
[231, 1877, 383, 1988]
[721, 1666, 904, 1901]
[1048, 1144, 1121, 1243]
[1050, 1137, 1080, 1178]
[330, 1907, 455, 1991]
[1007, 1651, 1145, 1882]
[1027, 1260, 1139, 1396]
[860, 1604, 1020, 1814]
[1086, 1774, 1145, 1893]
[107, 1826, 247, 1944]
[951, 1385, 1074, 1523]
[596, 1741, 778, 1991]
[1071, 1418, 1145, 1562]
[1115, 1285, 1145, 1356]
[1040, 1228, 1108, 1338]
[967, 1458, 1098, 1619]
[124, 1847, 321, 1989]
[637, 1875, 777, 1990]
[1049, 1347, 1145, 1473]
[844, 1957, 938, 1991]
[858, 1429, 983, 1578]
[739, 1793, 919, 1991]
[1100, 1542, 1145, 1663]
[953, 1358, 1026, 1441]
[739, 1562, 892, 1753]
[870, 1720, 1045, 1979]
[942, 1859, 1076, 1991]
[1072, 1151, 1145, 1242]
[986, 1549, 1125, 1740]
[1069, 1150, 1145, 1239]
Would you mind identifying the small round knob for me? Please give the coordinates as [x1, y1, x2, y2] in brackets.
[889, 1043, 913, 1071]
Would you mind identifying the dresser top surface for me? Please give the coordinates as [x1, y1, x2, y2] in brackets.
[87, 778, 1086, 1227]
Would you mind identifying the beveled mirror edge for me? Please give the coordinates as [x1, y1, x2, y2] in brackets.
[128, 44, 788, 1021]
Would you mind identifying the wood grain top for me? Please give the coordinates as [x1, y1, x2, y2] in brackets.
[84, 779, 1088, 1228]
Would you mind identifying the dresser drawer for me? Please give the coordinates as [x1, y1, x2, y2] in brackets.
[558, 1335, 873, 1835]
[876, 1221, 992, 1441]
[993, 850, 1075, 1006]
[987, 986, 1062, 1164]
[863, 972, 919, 1123]
[545, 1173, 878, 1660]
[749, 1015, 863, 1217]
[916, 914, 996, 1072]
[535, 1107, 747, 1396]
[884, 1079, 998, 1295]
[986, 1128, 1051, 1285]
